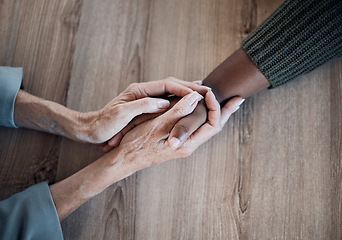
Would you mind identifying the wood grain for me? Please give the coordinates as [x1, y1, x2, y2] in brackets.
[0, 0, 341, 239]
[0, 0, 82, 198]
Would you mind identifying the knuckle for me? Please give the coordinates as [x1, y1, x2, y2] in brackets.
[160, 124, 171, 136]
[141, 98, 152, 106]
[127, 82, 138, 90]
[166, 76, 175, 82]
[176, 124, 190, 135]
[173, 105, 186, 116]
[110, 105, 125, 120]
[113, 104, 124, 115]
[143, 98, 159, 110]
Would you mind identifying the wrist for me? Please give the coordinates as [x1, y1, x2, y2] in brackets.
[14, 90, 100, 142]
[50, 151, 129, 221]
[203, 48, 271, 104]
[71, 111, 98, 143]
[48, 109, 96, 143]
[50, 139, 128, 221]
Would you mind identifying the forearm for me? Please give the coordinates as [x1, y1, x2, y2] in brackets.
[203, 48, 270, 104]
[204, 0, 342, 104]
[49, 90, 225, 221]
[14, 90, 92, 142]
[49, 149, 133, 221]
[49, 159, 112, 221]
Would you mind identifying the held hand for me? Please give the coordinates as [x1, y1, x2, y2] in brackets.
[168, 99, 207, 149]
[164, 80, 208, 149]
[167, 82, 245, 149]
[102, 80, 207, 152]
[102, 97, 207, 152]
[80, 77, 210, 144]
[102, 97, 178, 152]
[103, 91, 244, 173]
[50, 90, 243, 221]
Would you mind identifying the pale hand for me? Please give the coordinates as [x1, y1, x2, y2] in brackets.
[104, 91, 244, 172]
[50, 90, 243, 221]
[14, 77, 210, 143]
[80, 77, 210, 144]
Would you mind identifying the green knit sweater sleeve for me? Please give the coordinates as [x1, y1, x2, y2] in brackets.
[241, 0, 342, 88]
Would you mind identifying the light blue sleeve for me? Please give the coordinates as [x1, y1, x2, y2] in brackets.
[0, 66, 23, 128]
[0, 67, 63, 238]
[0, 182, 63, 240]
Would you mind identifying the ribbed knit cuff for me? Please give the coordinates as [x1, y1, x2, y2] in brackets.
[241, 0, 342, 88]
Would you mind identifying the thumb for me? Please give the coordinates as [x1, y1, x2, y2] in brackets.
[123, 97, 170, 116]
[115, 97, 170, 132]
[220, 97, 245, 126]
[156, 91, 203, 137]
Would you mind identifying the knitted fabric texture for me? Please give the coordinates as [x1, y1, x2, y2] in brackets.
[241, 0, 342, 88]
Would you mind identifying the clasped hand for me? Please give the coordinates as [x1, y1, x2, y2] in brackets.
[49, 77, 243, 221]
[79, 77, 209, 144]
[102, 88, 243, 174]
[81, 77, 243, 166]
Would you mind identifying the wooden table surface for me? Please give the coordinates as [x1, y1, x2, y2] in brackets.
[1, 0, 341, 239]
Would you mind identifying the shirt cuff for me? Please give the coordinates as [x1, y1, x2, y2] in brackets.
[0, 182, 63, 240]
[241, 0, 342, 88]
[0, 66, 23, 128]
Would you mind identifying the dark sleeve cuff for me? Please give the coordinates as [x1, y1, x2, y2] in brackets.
[241, 0, 342, 88]
[0, 182, 63, 240]
[0, 66, 23, 127]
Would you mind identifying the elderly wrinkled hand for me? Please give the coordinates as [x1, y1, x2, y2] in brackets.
[102, 80, 205, 153]
[80, 77, 210, 144]
[102, 90, 244, 174]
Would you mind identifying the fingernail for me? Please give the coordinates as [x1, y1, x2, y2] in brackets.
[238, 99, 245, 106]
[233, 106, 240, 113]
[204, 86, 211, 91]
[169, 137, 181, 149]
[186, 91, 200, 105]
[158, 99, 170, 108]
[233, 99, 245, 113]
[208, 89, 215, 98]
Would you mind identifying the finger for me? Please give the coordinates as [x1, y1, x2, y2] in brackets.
[104, 133, 123, 152]
[108, 114, 154, 146]
[120, 97, 170, 121]
[193, 80, 203, 85]
[125, 78, 210, 100]
[101, 98, 169, 146]
[104, 92, 203, 152]
[179, 95, 244, 152]
[157, 91, 203, 136]
[102, 132, 125, 152]
[167, 90, 220, 149]
[220, 97, 245, 126]
[167, 100, 207, 149]
[204, 90, 221, 127]
[169, 77, 210, 95]
[102, 143, 114, 153]
[102, 112, 161, 153]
